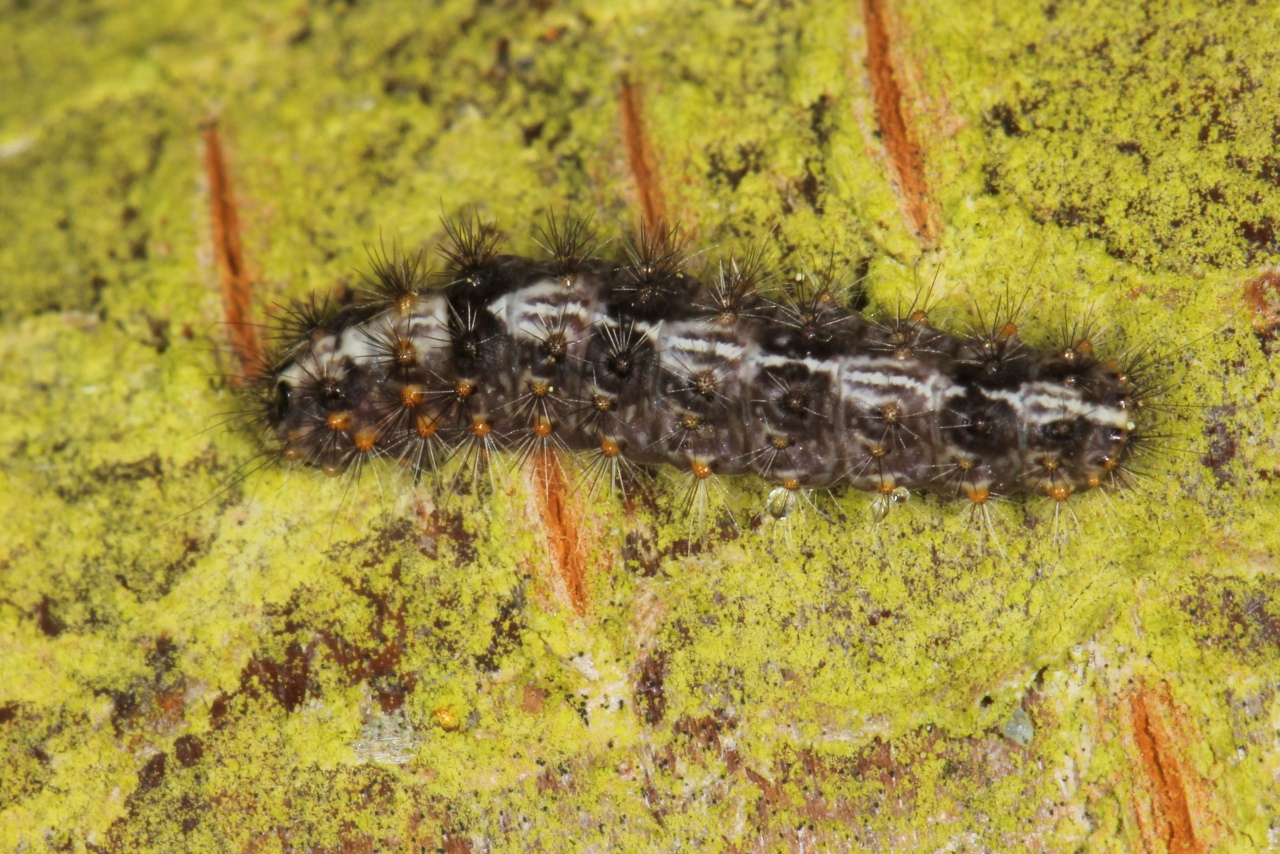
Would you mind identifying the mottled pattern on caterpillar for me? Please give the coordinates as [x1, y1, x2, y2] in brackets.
[246, 214, 1152, 515]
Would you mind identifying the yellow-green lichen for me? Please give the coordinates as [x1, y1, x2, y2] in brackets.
[2, 0, 1278, 850]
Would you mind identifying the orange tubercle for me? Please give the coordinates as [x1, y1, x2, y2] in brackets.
[470, 418, 492, 438]
[691, 459, 713, 479]
[1047, 483, 1071, 502]
[415, 415, 438, 439]
[394, 338, 417, 366]
[326, 411, 352, 432]
[400, 385, 425, 409]
[600, 437, 621, 457]
[353, 426, 378, 452]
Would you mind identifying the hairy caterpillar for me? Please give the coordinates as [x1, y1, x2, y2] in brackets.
[238, 213, 1158, 531]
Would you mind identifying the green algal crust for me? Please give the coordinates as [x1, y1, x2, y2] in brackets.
[1, 0, 1277, 850]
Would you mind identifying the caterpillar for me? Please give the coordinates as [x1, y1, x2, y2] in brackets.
[240, 213, 1157, 529]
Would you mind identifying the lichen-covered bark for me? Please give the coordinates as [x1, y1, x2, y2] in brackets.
[1, 0, 1277, 850]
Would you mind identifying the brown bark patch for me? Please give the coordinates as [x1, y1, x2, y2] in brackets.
[1243, 267, 1280, 355]
[520, 684, 549, 715]
[862, 0, 938, 246]
[634, 650, 668, 725]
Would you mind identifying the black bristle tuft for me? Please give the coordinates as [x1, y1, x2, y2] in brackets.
[534, 210, 602, 278]
[362, 244, 430, 313]
[272, 294, 339, 357]
[695, 242, 772, 326]
[359, 317, 422, 378]
[612, 220, 695, 319]
[954, 286, 1032, 388]
[766, 251, 862, 356]
[438, 212, 504, 289]
[595, 316, 651, 382]
[866, 279, 945, 362]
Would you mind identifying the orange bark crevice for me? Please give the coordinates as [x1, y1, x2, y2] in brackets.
[203, 121, 261, 380]
[1128, 687, 1203, 854]
[619, 74, 668, 231]
[531, 452, 590, 616]
[862, 0, 938, 246]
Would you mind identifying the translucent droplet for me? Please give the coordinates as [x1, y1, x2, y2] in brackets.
[765, 486, 796, 520]
[1002, 707, 1034, 747]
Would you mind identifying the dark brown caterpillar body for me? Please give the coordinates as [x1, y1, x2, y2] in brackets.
[247, 217, 1150, 514]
